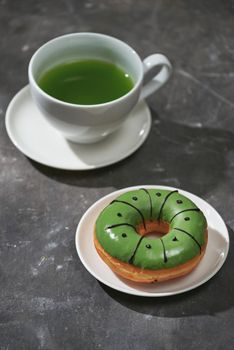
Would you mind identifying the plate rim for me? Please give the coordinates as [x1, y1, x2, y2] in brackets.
[5, 85, 152, 171]
[75, 185, 230, 297]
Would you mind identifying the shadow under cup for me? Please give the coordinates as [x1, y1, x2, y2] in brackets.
[28, 33, 143, 144]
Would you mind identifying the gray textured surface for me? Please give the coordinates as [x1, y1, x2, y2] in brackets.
[1, 0, 234, 349]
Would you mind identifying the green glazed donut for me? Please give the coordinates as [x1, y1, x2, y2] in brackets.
[94, 188, 207, 283]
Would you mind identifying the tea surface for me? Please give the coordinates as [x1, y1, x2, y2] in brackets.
[38, 59, 134, 105]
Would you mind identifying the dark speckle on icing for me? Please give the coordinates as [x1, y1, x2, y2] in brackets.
[132, 196, 138, 201]
[117, 213, 122, 217]
[146, 244, 151, 249]
[122, 233, 127, 238]
[177, 199, 183, 204]
[184, 217, 190, 221]
[156, 192, 161, 197]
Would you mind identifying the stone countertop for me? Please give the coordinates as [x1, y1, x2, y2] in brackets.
[1, 0, 234, 349]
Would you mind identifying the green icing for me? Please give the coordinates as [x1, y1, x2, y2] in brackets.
[161, 192, 197, 222]
[148, 189, 174, 219]
[116, 189, 152, 221]
[132, 238, 165, 269]
[95, 188, 207, 269]
[100, 225, 140, 262]
[170, 210, 206, 246]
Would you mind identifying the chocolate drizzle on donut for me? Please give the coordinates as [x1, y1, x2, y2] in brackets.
[128, 236, 145, 264]
[157, 190, 178, 221]
[105, 223, 138, 233]
[169, 208, 200, 223]
[140, 188, 153, 219]
[174, 227, 201, 253]
[112, 200, 146, 229]
[160, 238, 168, 263]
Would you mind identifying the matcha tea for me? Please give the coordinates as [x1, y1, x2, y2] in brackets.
[38, 59, 134, 105]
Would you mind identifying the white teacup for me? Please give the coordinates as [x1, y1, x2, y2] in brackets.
[29, 33, 172, 144]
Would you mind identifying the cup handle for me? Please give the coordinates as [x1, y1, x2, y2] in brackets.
[140, 54, 172, 100]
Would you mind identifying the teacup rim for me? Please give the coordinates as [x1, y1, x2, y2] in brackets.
[28, 32, 143, 109]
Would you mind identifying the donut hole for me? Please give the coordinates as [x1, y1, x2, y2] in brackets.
[137, 221, 169, 239]
[145, 231, 165, 239]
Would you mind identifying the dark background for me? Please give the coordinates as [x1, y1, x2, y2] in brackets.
[1, 0, 234, 349]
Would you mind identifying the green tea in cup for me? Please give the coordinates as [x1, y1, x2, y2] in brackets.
[38, 59, 134, 105]
[29, 32, 172, 143]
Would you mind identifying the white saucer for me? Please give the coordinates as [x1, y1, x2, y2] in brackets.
[5, 86, 151, 170]
[75, 185, 229, 297]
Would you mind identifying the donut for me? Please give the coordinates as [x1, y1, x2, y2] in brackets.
[94, 188, 208, 283]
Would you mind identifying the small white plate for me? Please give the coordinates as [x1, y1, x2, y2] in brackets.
[5, 86, 151, 170]
[75, 185, 229, 297]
